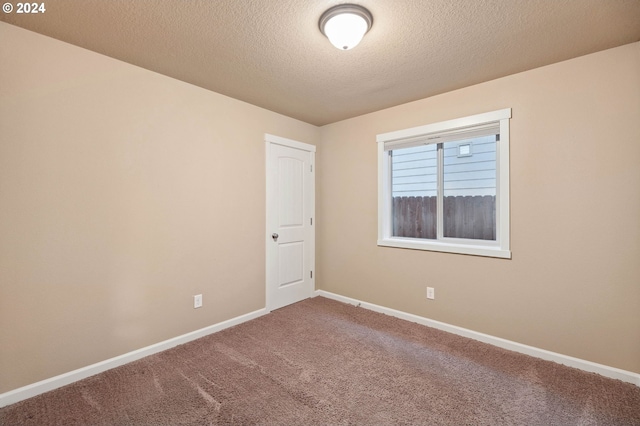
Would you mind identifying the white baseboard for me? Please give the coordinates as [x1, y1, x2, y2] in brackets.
[3, 292, 638, 409]
[314, 290, 640, 387]
[0, 308, 268, 408]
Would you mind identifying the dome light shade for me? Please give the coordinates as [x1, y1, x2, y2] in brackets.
[319, 4, 373, 50]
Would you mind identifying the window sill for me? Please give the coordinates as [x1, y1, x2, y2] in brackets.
[377, 237, 511, 259]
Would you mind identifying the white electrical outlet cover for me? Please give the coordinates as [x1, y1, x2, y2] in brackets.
[194, 294, 203, 308]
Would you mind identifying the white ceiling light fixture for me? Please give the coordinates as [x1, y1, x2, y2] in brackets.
[319, 4, 373, 51]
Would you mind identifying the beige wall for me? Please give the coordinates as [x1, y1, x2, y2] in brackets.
[0, 22, 319, 393]
[317, 42, 640, 373]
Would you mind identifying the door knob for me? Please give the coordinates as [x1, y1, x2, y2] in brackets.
[272, 233, 279, 241]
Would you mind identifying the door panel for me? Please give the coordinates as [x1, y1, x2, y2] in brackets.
[266, 135, 315, 311]
[278, 241, 304, 287]
[278, 157, 304, 227]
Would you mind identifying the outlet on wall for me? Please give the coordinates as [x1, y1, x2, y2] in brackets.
[426, 287, 435, 300]
[194, 294, 203, 308]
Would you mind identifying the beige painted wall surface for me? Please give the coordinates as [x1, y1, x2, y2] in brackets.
[317, 42, 640, 373]
[0, 22, 319, 393]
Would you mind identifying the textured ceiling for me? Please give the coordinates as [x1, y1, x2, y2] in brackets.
[2, 0, 640, 126]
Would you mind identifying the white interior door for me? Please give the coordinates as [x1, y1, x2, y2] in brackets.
[266, 134, 315, 311]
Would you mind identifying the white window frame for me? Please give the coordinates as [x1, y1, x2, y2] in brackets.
[377, 108, 512, 259]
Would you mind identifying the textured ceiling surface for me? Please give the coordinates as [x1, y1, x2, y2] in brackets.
[2, 0, 640, 126]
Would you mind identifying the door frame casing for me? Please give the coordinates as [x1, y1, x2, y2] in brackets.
[265, 134, 316, 311]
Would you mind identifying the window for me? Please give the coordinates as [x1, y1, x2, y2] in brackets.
[377, 109, 511, 258]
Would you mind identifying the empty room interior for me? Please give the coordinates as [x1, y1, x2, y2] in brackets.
[1, 0, 640, 424]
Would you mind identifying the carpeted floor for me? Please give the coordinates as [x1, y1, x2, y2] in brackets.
[1, 296, 639, 425]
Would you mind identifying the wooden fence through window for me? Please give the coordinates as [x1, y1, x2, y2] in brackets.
[392, 196, 496, 240]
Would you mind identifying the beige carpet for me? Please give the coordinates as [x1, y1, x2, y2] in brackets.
[2, 296, 639, 425]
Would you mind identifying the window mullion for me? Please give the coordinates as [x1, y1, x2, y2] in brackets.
[436, 143, 444, 240]
[387, 150, 393, 238]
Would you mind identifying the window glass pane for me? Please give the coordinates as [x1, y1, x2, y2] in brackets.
[391, 144, 437, 239]
[443, 135, 496, 240]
